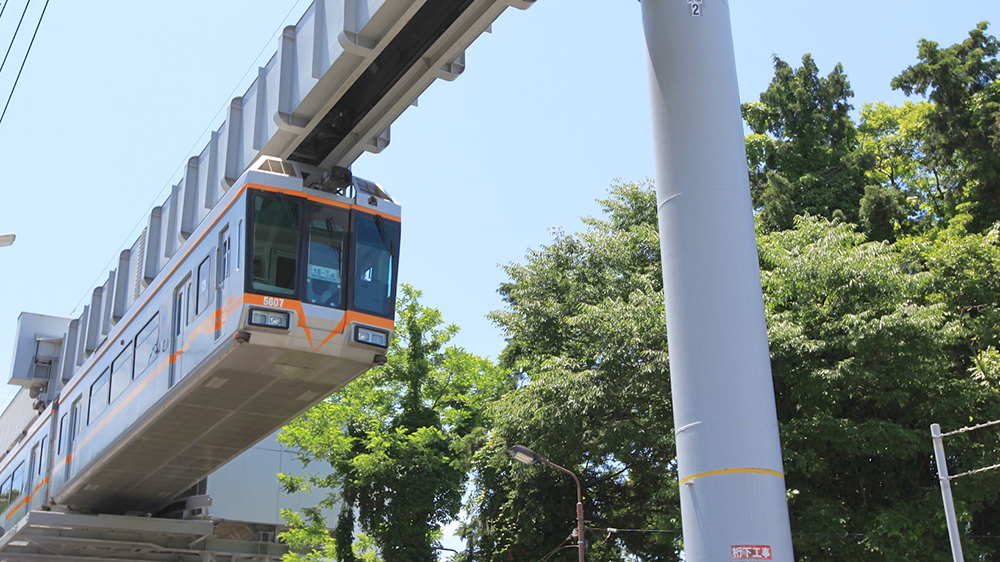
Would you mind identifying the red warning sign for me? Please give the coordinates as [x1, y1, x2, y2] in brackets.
[731, 545, 772, 560]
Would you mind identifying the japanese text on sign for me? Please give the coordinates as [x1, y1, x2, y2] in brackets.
[732, 545, 772, 560]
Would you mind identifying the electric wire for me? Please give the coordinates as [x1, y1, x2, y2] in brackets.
[66, 0, 307, 316]
[940, 418, 1000, 438]
[949, 461, 1000, 480]
[0, 0, 48, 127]
[538, 536, 573, 562]
[0, 1, 11, 26]
[0, 0, 32, 77]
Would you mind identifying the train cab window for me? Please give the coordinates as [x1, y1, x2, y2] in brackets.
[352, 214, 400, 317]
[111, 343, 134, 402]
[134, 313, 159, 378]
[305, 206, 348, 308]
[89, 368, 110, 423]
[251, 193, 300, 296]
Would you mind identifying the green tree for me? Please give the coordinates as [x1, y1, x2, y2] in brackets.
[743, 55, 874, 231]
[463, 180, 680, 561]
[892, 22, 1000, 231]
[857, 101, 959, 230]
[467, 181, 1000, 561]
[278, 285, 506, 562]
[759, 217, 1000, 560]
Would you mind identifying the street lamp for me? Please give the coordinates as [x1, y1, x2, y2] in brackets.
[0, 233, 14, 247]
[508, 445, 586, 562]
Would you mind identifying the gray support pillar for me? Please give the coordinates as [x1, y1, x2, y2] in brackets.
[640, 1, 795, 560]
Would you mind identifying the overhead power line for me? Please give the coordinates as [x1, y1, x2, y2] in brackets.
[0, 0, 32, 76]
[0, 0, 50, 127]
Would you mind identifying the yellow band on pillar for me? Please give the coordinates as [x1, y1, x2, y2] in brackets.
[678, 468, 785, 486]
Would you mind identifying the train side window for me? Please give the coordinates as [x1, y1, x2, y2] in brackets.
[70, 398, 82, 443]
[197, 256, 211, 315]
[9, 462, 23, 505]
[250, 193, 300, 296]
[38, 436, 47, 476]
[175, 293, 184, 336]
[57, 414, 66, 455]
[89, 368, 110, 424]
[0, 475, 10, 512]
[134, 313, 160, 378]
[111, 343, 134, 402]
[28, 446, 37, 490]
[237, 220, 243, 271]
[219, 228, 231, 283]
[186, 283, 193, 326]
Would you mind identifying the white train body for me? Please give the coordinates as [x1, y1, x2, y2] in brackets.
[1, 158, 400, 526]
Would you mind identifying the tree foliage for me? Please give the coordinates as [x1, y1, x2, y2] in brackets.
[462, 180, 680, 562]
[278, 285, 506, 562]
[892, 22, 1000, 231]
[462, 180, 1000, 560]
[759, 217, 1000, 560]
[743, 55, 874, 231]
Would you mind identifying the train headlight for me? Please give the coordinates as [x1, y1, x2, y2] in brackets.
[249, 308, 290, 329]
[354, 326, 389, 348]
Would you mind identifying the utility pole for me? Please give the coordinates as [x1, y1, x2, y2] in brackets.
[640, 1, 795, 560]
[930, 423, 965, 562]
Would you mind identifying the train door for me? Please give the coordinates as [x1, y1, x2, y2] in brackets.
[171, 275, 193, 386]
[216, 227, 231, 340]
[26, 444, 36, 506]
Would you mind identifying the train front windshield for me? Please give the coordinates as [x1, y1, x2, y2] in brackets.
[248, 190, 400, 318]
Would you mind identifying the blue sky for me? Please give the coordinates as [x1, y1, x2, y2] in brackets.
[0, 0, 995, 413]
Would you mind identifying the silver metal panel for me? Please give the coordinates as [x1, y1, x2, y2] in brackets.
[75, 305, 89, 366]
[164, 185, 180, 258]
[99, 271, 115, 338]
[8, 313, 69, 387]
[142, 208, 161, 285]
[61, 319, 78, 382]
[0, 390, 35, 458]
[85, 289, 103, 356]
[113, 250, 131, 323]
[180, 158, 200, 239]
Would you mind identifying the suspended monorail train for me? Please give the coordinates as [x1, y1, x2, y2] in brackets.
[0, 157, 400, 527]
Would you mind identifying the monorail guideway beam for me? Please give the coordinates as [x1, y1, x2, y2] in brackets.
[641, 1, 795, 560]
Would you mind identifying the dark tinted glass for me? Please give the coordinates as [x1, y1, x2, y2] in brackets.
[352, 214, 399, 317]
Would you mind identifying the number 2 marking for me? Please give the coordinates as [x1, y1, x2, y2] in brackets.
[691, 3, 701, 16]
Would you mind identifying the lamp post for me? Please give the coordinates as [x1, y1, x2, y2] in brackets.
[0, 233, 14, 247]
[508, 445, 586, 562]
